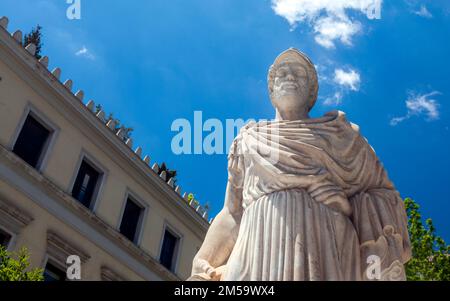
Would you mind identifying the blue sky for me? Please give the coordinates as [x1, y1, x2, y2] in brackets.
[1, 0, 449, 241]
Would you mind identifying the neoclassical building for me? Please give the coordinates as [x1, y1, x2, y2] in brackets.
[0, 16, 209, 281]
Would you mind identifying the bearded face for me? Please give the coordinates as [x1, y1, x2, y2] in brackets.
[270, 61, 310, 113]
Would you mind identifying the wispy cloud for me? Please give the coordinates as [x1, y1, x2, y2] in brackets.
[318, 64, 361, 106]
[323, 91, 343, 106]
[271, 0, 382, 49]
[75, 46, 95, 60]
[390, 91, 442, 126]
[414, 5, 433, 18]
[334, 68, 361, 91]
[405, 1, 433, 18]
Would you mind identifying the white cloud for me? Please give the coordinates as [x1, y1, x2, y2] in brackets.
[319, 65, 361, 107]
[334, 68, 361, 91]
[390, 91, 441, 126]
[314, 16, 361, 48]
[414, 5, 433, 18]
[75, 46, 95, 60]
[315, 64, 329, 81]
[271, 0, 382, 48]
[323, 91, 343, 106]
[406, 92, 440, 118]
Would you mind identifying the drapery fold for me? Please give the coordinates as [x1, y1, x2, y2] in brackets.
[222, 110, 411, 280]
[223, 189, 362, 281]
[350, 188, 412, 280]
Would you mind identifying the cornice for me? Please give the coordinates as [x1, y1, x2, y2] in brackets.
[0, 19, 210, 236]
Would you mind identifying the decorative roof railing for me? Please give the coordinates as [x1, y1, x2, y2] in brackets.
[0, 16, 211, 223]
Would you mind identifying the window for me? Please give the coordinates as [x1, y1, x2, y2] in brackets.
[71, 159, 101, 209]
[45, 231, 90, 281]
[0, 228, 12, 248]
[13, 114, 51, 168]
[43, 261, 66, 281]
[159, 229, 180, 271]
[119, 198, 144, 243]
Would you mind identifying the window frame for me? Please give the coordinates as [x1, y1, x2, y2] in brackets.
[41, 255, 68, 282]
[117, 190, 148, 246]
[41, 231, 90, 281]
[0, 196, 33, 252]
[0, 225, 15, 251]
[9, 103, 59, 172]
[68, 150, 107, 212]
[158, 222, 183, 274]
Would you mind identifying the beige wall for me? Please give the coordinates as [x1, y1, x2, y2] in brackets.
[0, 39, 207, 280]
[0, 181, 146, 281]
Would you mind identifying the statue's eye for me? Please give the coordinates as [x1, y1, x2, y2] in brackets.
[276, 69, 286, 77]
[294, 69, 306, 78]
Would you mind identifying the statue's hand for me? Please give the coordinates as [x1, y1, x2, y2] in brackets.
[211, 265, 227, 281]
[190, 258, 226, 281]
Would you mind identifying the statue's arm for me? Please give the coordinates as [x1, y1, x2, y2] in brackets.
[347, 129, 412, 279]
[190, 181, 243, 280]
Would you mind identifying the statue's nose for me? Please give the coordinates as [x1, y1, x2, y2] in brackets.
[286, 73, 295, 81]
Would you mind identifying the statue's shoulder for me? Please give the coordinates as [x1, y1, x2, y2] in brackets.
[326, 111, 378, 154]
[324, 110, 348, 122]
[325, 110, 361, 133]
[228, 120, 260, 157]
[236, 120, 258, 137]
[229, 122, 252, 157]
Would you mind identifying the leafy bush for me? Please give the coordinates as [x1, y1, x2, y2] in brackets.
[404, 198, 450, 281]
[0, 246, 44, 281]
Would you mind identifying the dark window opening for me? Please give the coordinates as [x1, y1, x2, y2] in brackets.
[119, 198, 143, 243]
[43, 261, 66, 282]
[160, 229, 179, 271]
[72, 160, 101, 208]
[0, 229, 12, 248]
[13, 114, 51, 168]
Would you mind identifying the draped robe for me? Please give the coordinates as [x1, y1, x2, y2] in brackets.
[222, 110, 411, 281]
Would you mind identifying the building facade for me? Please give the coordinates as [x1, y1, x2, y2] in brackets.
[0, 16, 209, 281]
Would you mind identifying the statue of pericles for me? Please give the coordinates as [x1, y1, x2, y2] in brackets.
[189, 48, 411, 281]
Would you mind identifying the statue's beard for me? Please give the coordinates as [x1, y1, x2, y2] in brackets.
[271, 91, 309, 111]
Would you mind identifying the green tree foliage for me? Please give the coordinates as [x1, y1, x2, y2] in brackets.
[404, 197, 450, 280]
[23, 25, 43, 59]
[0, 246, 44, 281]
[94, 104, 133, 142]
[187, 193, 199, 207]
[159, 162, 177, 184]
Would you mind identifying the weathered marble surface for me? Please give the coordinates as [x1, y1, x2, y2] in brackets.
[189, 49, 411, 281]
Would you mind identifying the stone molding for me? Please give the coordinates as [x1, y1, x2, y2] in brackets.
[47, 230, 91, 264]
[100, 266, 126, 281]
[0, 192, 33, 234]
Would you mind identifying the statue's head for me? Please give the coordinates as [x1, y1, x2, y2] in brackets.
[268, 48, 319, 113]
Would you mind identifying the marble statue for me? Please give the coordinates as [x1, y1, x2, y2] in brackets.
[189, 48, 411, 281]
